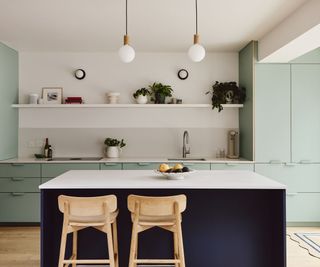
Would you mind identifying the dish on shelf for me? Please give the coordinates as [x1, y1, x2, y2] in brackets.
[154, 169, 196, 180]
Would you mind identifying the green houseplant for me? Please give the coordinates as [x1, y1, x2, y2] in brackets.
[206, 81, 246, 112]
[133, 88, 151, 104]
[149, 82, 173, 104]
[104, 138, 126, 158]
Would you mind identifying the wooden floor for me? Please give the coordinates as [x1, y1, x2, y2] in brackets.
[0, 227, 319, 267]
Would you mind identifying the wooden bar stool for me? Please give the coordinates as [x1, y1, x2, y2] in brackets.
[127, 194, 187, 267]
[57, 195, 119, 267]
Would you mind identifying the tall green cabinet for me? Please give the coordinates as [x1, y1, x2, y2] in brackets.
[0, 43, 18, 160]
[240, 43, 320, 224]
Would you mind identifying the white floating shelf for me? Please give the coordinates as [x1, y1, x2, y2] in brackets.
[12, 104, 243, 108]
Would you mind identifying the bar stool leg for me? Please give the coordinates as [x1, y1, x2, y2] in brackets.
[128, 222, 138, 267]
[173, 231, 179, 267]
[112, 220, 119, 267]
[58, 224, 68, 267]
[106, 222, 116, 267]
[177, 222, 186, 267]
[72, 231, 77, 267]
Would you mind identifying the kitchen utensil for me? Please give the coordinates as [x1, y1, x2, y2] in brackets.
[227, 130, 239, 159]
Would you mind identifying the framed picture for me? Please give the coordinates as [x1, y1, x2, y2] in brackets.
[42, 87, 63, 104]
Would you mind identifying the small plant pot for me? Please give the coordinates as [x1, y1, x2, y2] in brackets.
[135, 95, 148, 104]
[106, 146, 120, 158]
[155, 93, 166, 104]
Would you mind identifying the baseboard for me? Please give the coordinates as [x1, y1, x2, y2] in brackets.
[0, 222, 40, 226]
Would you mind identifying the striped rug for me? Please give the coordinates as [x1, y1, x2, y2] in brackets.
[294, 233, 320, 257]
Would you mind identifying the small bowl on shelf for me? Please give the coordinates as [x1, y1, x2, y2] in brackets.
[154, 169, 196, 180]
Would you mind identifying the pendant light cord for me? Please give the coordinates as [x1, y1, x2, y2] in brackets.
[126, 0, 128, 35]
[195, 0, 198, 34]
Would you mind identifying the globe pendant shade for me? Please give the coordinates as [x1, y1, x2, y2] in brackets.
[188, 43, 205, 62]
[118, 44, 135, 63]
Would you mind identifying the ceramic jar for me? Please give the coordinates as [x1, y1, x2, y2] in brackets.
[106, 146, 120, 158]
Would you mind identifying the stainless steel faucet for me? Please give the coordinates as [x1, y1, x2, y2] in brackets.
[182, 130, 190, 158]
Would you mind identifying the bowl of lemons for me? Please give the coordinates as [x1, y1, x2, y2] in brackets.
[155, 163, 195, 180]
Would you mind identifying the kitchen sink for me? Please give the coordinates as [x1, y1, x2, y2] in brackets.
[47, 157, 102, 161]
[168, 158, 206, 161]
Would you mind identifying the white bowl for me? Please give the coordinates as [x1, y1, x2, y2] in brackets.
[154, 169, 196, 180]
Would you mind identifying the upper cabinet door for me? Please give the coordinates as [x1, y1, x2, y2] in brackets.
[255, 64, 291, 163]
[292, 64, 320, 163]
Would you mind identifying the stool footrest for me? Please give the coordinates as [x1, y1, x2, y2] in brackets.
[134, 259, 180, 264]
[63, 259, 110, 264]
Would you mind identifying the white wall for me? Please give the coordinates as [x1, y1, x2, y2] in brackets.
[18, 52, 239, 158]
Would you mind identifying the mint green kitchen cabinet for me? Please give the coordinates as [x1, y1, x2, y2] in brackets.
[0, 163, 41, 178]
[0, 178, 40, 193]
[123, 163, 161, 170]
[255, 163, 320, 222]
[211, 163, 254, 171]
[0, 193, 40, 222]
[0, 43, 18, 161]
[179, 163, 210, 170]
[0, 163, 41, 223]
[291, 64, 320, 163]
[286, 193, 320, 222]
[255, 64, 291, 163]
[42, 163, 100, 178]
[100, 163, 122, 170]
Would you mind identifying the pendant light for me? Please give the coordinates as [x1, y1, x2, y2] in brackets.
[188, 0, 205, 62]
[119, 0, 135, 63]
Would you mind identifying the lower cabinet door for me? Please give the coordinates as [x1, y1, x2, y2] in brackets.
[0, 178, 40, 192]
[211, 163, 254, 171]
[286, 193, 320, 222]
[0, 193, 40, 222]
[42, 163, 100, 178]
[123, 163, 161, 170]
[100, 163, 122, 170]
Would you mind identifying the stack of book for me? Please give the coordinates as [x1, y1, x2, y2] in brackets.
[65, 97, 83, 104]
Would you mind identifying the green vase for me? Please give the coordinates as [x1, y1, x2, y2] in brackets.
[155, 93, 166, 104]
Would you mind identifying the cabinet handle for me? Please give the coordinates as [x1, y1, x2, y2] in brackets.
[269, 160, 282, 164]
[11, 192, 25, 196]
[103, 163, 117, 166]
[286, 193, 298, 196]
[226, 163, 238, 166]
[11, 163, 25, 166]
[284, 163, 296, 167]
[137, 163, 150, 166]
[11, 177, 24, 181]
[300, 160, 311, 164]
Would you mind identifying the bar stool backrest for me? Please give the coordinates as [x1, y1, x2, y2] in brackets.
[127, 194, 187, 216]
[58, 195, 117, 217]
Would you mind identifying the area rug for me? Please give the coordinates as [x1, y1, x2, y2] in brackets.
[294, 233, 320, 257]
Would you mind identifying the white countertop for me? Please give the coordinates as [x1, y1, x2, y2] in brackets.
[39, 170, 285, 190]
[0, 157, 253, 164]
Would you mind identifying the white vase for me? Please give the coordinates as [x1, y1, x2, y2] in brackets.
[106, 146, 120, 158]
[135, 95, 148, 104]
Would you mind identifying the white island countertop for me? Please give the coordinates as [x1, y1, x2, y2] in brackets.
[39, 170, 285, 190]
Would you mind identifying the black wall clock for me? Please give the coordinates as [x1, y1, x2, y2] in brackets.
[74, 69, 86, 80]
[178, 69, 189, 80]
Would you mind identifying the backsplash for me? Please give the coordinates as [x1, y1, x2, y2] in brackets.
[19, 128, 236, 158]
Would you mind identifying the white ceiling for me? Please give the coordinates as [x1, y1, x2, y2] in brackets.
[0, 0, 308, 52]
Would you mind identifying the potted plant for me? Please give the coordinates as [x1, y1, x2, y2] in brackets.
[104, 138, 126, 158]
[149, 82, 173, 104]
[133, 88, 151, 104]
[206, 81, 246, 112]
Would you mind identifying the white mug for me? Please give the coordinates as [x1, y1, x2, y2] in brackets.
[29, 94, 39, 104]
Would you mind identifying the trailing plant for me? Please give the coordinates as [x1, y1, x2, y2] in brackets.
[104, 138, 126, 148]
[206, 81, 246, 112]
[149, 82, 173, 103]
[133, 88, 151, 99]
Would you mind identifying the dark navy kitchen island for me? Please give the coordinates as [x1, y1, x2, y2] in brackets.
[40, 170, 286, 267]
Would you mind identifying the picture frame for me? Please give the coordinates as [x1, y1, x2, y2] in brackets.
[42, 87, 63, 104]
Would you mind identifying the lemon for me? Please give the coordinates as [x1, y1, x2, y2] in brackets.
[173, 163, 183, 170]
[159, 163, 170, 172]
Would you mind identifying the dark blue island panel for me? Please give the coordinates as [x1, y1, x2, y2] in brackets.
[41, 189, 286, 267]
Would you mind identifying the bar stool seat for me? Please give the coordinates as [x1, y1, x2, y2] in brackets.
[128, 194, 187, 267]
[57, 195, 119, 267]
